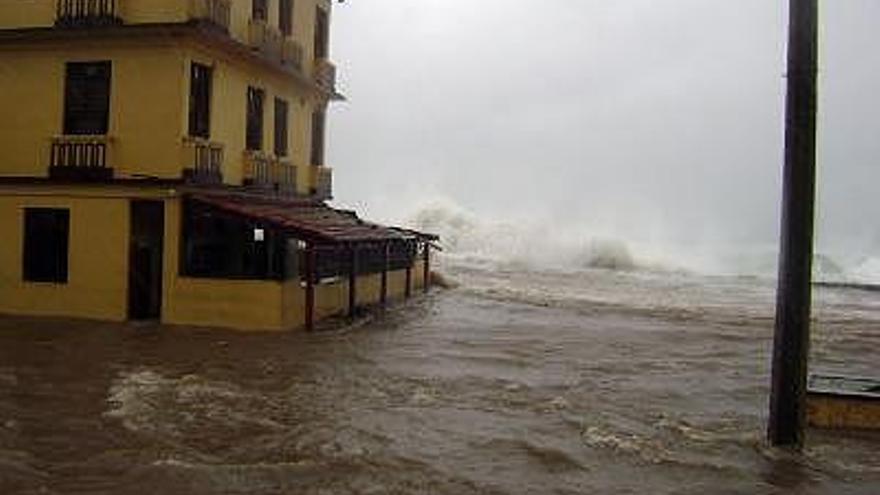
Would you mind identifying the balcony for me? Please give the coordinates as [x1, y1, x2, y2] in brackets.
[182, 138, 223, 185]
[314, 59, 337, 94]
[187, 0, 231, 32]
[281, 38, 304, 71]
[248, 19, 283, 63]
[49, 135, 114, 181]
[309, 166, 333, 201]
[243, 152, 298, 196]
[55, 0, 122, 28]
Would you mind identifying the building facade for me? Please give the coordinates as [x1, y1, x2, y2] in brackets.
[0, 0, 434, 330]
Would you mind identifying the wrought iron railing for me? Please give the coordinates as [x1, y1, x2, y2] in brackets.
[49, 135, 114, 180]
[188, 0, 231, 32]
[55, 0, 122, 27]
[183, 138, 223, 184]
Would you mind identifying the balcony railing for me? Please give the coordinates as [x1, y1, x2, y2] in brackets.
[183, 138, 223, 185]
[188, 0, 231, 32]
[243, 152, 298, 196]
[49, 135, 114, 181]
[248, 19, 283, 63]
[310, 166, 333, 200]
[55, 0, 122, 28]
[314, 58, 337, 94]
[281, 38, 304, 71]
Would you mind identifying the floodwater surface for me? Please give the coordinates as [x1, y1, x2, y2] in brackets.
[1, 264, 879, 494]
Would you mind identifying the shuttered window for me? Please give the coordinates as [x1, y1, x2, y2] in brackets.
[63, 61, 111, 135]
[279, 0, 294, 36]
[246, 87, 265, 151]
[310, 110, 325, 166]
[252, 0, 268, 21]
[23, 208, 70, 284]
[188, 63, 213, 139]
[274, 98, 289, 157]
[314, 7, 329, 59]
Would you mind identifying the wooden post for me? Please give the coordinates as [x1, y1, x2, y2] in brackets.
[348, 244, 358, 318]
[305, 244, 316, 332]
[380, 242, 389, 308]
[423, 242, 431, 294]
[404, 244, 413, 300]
[769, 0, 819, 449]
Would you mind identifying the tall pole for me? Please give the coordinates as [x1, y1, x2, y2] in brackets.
[768, 0, 819, 449]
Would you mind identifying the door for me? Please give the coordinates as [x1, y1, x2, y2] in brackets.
[128, 200, 165, 320]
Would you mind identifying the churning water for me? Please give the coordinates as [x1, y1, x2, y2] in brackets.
[1, 205, 879, 494]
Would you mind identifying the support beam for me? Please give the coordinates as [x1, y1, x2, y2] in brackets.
[769, 0, 819, 449]
[305, 244, 316, 332]
[423, 242, 431, 294]
[380, 242, 389, 309]
[348, 244, 358, 318]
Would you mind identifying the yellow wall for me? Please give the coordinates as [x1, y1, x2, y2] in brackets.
[0, 43, 185, 179]
[0, 0, 331, 70]
[0, 191, 130, 321]
[0, 1, 333, 191]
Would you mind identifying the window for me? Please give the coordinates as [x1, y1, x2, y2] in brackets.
[279, 0, 294, 36]
[314, 7, 329, 59]
[274, 98, 289, 157]
[310, 109, 325, 166]
[188, 63, 213, 139]
[252, 0, 268, 21]
[246, 87, 265, 151]
[63, 61, 111, 135]
[181, 201, 285, 280]
[23, 208, 70, 283]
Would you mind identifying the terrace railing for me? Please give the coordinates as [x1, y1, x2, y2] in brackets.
[55, 0, 122, 28]
[243, 152, 298, 196]
[49, 135, 114, 180]
[248, 19, 283, 64]
[188, 0, 231, 32]
[281, 38, 304, 71]
[183, 138, 224, 185]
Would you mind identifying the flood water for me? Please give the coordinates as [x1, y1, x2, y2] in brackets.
[1, 262, 879, 494]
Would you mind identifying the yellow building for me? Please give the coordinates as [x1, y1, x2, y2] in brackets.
[0, 0, 435, 331]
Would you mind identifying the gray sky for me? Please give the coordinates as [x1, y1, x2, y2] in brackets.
[328, 0, 880, 255]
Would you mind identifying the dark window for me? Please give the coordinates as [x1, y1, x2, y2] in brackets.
[23, 208, 70, 283]
[279, 0, 294, 36]
[310, 109, 325, 166]
[274, 98, 289, 157]
[314, 7, 329, 59]
[188, 63, 213, 139]
[246, 87, 265, 151]
[252, 0, 268, 21]
[181, 201, 285, 280]
[63, 61, 111, 135]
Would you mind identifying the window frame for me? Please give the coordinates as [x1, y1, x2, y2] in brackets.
[188, 62, 213, 139]
[22, 208, 70, 284]
[279, 0, 294, 36]
[274, 97, 289, 158]
[63, 60, 112, 136]
[246, 86, 266, 152]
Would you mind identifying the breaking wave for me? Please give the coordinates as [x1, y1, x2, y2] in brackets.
[403, 197, 880, 285]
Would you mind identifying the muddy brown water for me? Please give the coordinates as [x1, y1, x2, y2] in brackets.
[1, 266, 879, 494]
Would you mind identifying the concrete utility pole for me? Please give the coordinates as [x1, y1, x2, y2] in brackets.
[768, 0, 819, 449]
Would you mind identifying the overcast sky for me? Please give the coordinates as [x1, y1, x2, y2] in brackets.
[327, 0, 880, 255]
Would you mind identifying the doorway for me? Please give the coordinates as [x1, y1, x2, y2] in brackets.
[128, 200, 164, 320]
